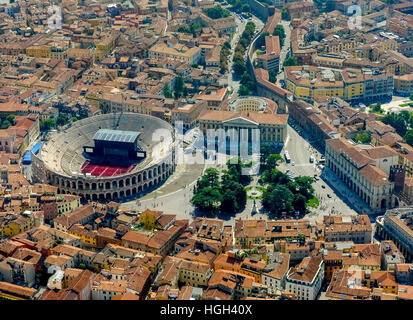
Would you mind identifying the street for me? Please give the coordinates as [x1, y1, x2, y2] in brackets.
[281, 118, 374, 221]
[276, 19, 291, 86]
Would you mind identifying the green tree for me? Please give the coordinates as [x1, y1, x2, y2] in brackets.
[292, 176, 315, 200]
[177, 25, 191, 33]
[283, 56, 298, 66]
[370, 103, 383, 113]
[40, 118, 56, 132]
[163, 83, 173, 98]
[269, 71, 277, 83]
[297, 233, 306, 243]
[174, 76, 186, 99]
[233, 60, 246, 76]
[273, 24, 286, 46]
[400, 110, 410, 123]
[255, 32, 269, 49]
[292, 193, 307, 214]
[405, 130, 413, 147]
[0, 120, 11, 129]
[241, 3, 250, 13]
[191, 186, 223, 213]
[190, 22, 202, 34]
[262, 184, 293, 216]
[6, 114, 15, 123]
[56, 115, 68, 126]
[356, 131, 370, 143]
[245, 21, 256, 34]
[260, 144, 278, 166]
[239, 37, 249, 49]
[262, 154, 283, 172]
[195, 168, 220, 191]
[142, 17, 152, 24]
[281, 7, 290, 20]
[261, 168, 291, 186]
[220, 178, 246, 213]
[326, 0, 335, 11]
[382, 113, 407, 136]
[220, 60, 228, 74]
[225, 158, 252, 186]
[259, 148, 316, 217]
[240, 72, 253, 86]
[205, 5, 230, 19]
[238, 84, 252, 96]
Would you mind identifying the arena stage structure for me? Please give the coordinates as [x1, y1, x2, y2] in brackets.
[31, 113, 175, 202]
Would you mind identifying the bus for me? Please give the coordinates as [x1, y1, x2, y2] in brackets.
[284, 151, 291, 163]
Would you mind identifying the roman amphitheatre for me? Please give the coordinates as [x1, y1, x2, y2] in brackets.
[31, 113, 175, 202]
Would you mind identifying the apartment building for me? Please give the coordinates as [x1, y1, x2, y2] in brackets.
[53, 204, 99, 232]
[121, 219, 188, 257]
[98, 93, 153, 115]
[262, 252, 290, 290]
[323, 215, 372, 243]
[393, 73, 413, 96]
[205, 269, 254, 300]
[285, 255, 324, 300]
[178, 259, 213, 287]
[376, 211, 413, 261]
[381, 240, 405, 272]
[149, 41, 201, 65]
[234, 219, 314, 248]
[285, 66, 393, 104]
[286, 1, 318, 19]
[257, 35, 280, 74]
[0, 256, 36, 287]
[0, 281, 38, 300]
[288, 100, 339, 149]
[327, 269, 372, 300]
[275, 241, 311, 264]
[171, 100, 208, 130]
[92, 280, 127, 300]
[194, 88, 228, 110]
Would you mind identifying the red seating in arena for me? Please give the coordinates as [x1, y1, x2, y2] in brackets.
[80, 161, 134, 177]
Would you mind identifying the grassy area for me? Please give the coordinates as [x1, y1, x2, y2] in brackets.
[307, 196, 319, 208]
[369, 109, 385, 115]
[246, 186, 266, 199]
[399, 103, 413, 107]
